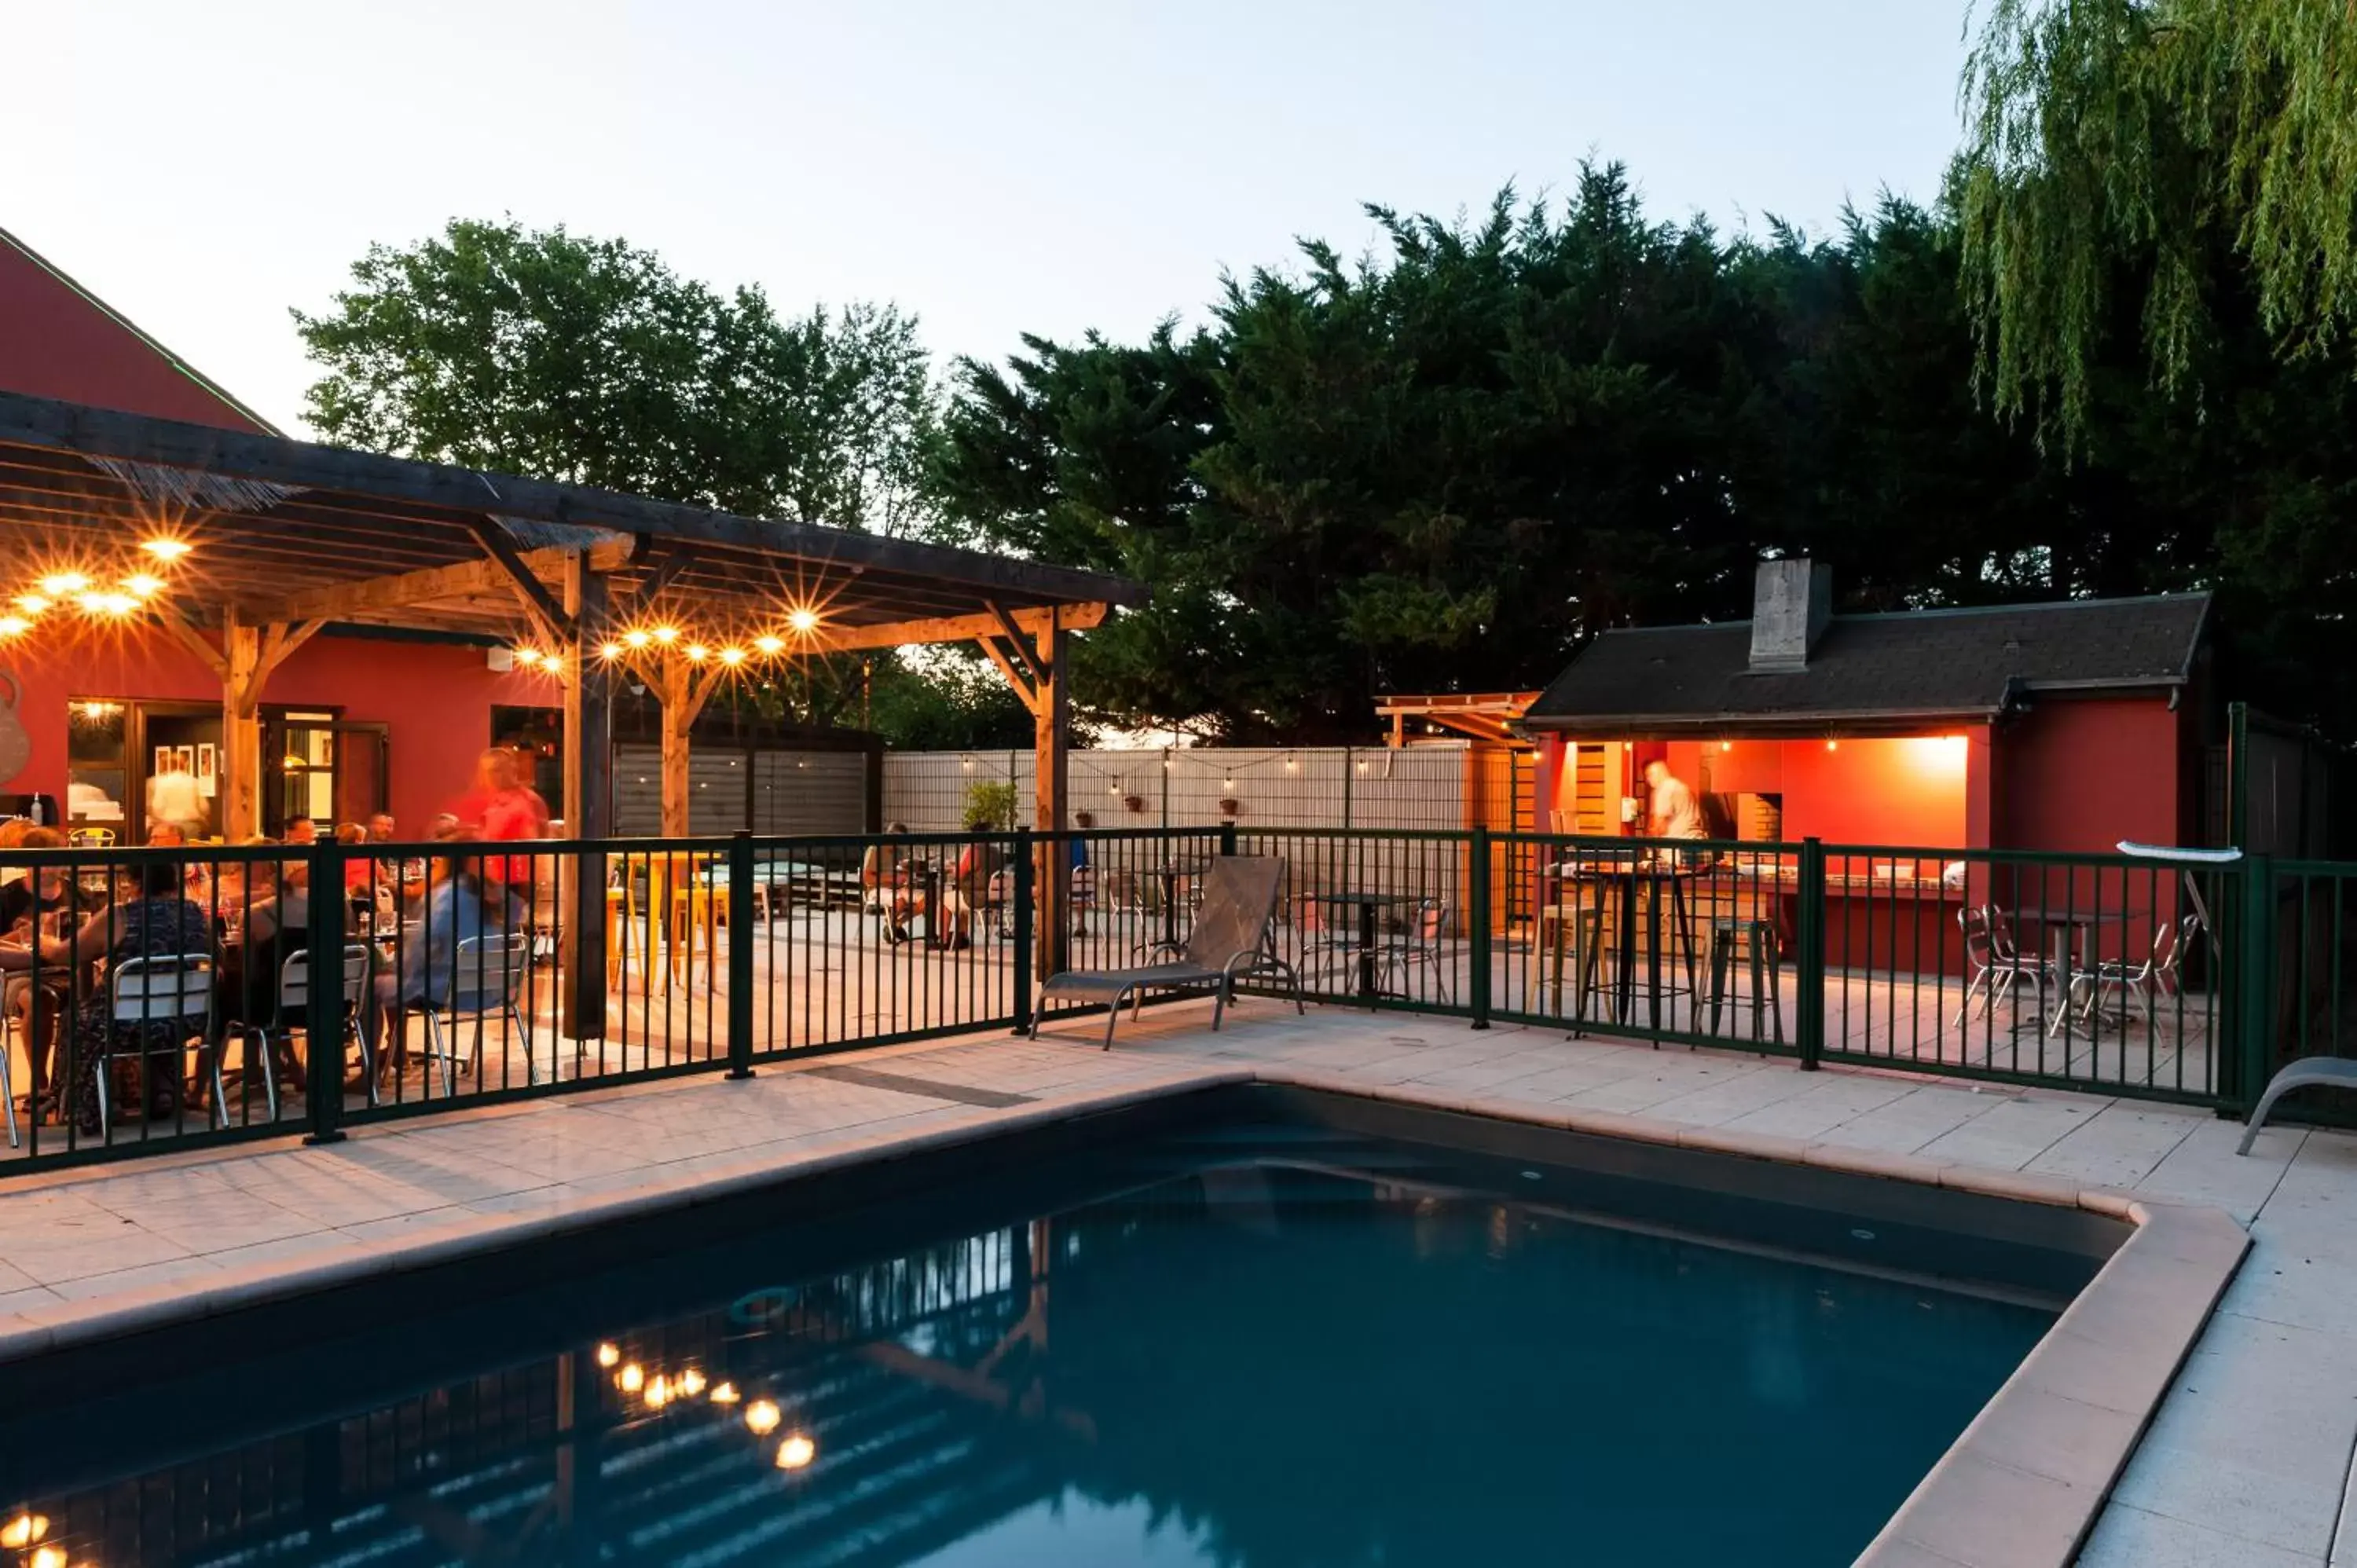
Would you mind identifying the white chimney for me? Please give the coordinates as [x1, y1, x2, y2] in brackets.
[1748, 559, 1832, 673]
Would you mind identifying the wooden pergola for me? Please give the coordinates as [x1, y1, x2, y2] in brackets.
[0, 391, 1143, 1023]
[1373, 691, 1538, 748]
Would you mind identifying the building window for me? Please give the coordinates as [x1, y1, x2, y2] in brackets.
[66, 699, 129, 831]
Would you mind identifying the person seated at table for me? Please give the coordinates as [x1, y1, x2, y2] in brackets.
[372, 844, 508, 1075]
[0, 826, 69, 936]
[284, 817, 318, 847]
[30, 863, 214, 1132]
[335, 821, 378, 896]
[940, 831, 1007, 951]
[862, 822, 908, 914]
[0, 828, 80, 1119]
[146, 822, 185, 848]
[368, 811, 397, 844]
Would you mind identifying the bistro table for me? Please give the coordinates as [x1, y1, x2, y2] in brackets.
[1557, 858, 1704, 1029]
[2013, 904, 2144, 1035]
[1150, 858, 1214, 950]
[1307, 890, 1417, 1000]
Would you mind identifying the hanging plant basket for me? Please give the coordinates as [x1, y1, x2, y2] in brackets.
[1123, 793, 1146, 814]
[1219, 797, 1241, 818]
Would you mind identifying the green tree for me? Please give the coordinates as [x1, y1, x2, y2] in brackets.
[1956, 0, 2357, 435]
[295, 218, 942, 533]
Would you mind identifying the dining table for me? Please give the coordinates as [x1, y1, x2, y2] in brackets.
[1306, 889, 1417, 1000]
[1553, 857, 1706, 1028]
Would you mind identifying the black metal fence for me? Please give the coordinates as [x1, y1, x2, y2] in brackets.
[0, 825, 2333, 1174]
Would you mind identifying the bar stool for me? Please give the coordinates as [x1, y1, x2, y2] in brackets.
[1706, 915, 1783, 1044]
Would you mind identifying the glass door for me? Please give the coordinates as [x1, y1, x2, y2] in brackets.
[264, 714, 386, 836]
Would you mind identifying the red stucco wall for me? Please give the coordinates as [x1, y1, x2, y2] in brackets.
[0, 234, 269, 432]
[0, 628, 551, 833]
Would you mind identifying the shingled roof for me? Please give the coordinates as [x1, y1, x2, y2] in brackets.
[1523, 592, 2212, 737]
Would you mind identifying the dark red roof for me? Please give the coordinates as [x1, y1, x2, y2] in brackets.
[0, 225, 273, 434]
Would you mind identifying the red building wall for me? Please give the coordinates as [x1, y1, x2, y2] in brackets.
[0, 629, 550, 833]
[0, 231, 270, 432]
[1993, 697, 2183, 854]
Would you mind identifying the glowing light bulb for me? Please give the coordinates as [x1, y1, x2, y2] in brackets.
[121, 573, 165, 598]
[754, 634, 784, 655]
[787, 606, 819, 634]
[685, 643, 709, 662]
[596, 1343, 620, 1368]
[776, 1432, 816, 1470]
[745, 1398, 782, 1436]
[2, 1514, 49, 1548]
[599, 641, 623, 659]
[38, 572, 90, 596]
[29, 1543, 64, 1568]
[1825, 739, 1839, 752]
[0, 617, 28, 638]
[709, 1381, 741, 1405]
[1223, 779, 1236, 791]
[513, 648, 541, 667]
[13, 595, 47, 615]
[624, 628, 651, 650]
[77, 591, 137, 617]
[644, 1376, 672, 1409]
[679, 1368, 707, 1396]
[653, 625, 679, 644]
[617, 1362, 645, 1393]
[141, 537, 192, 560]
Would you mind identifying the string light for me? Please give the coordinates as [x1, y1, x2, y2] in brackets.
[1825, 738, 1839, 752]
[745, 1399, 783, 1436]
[755, 634, 785, 655]
[709, 1382, 742, 1405]
[685, 643, 709, 662]
[75, 591, 138, 617]
[720, 647, 746, 666]
[599, 642, 623, 659]
[624, 628, 651, 650]
[513, 648, 542, 668]
[141, 537, 192, 561]
[596, 1343, 621, 1368]
[617, 1363, 645, 1393]
[13, 595, 46, 615]
[1, 1515, 48, 1548]
[120, 573, 164, 598]
[38, 572, 90, 596]
[787, 606, 820, 635]
[776, 1432, 817, 1470]
[653, 625, 680, 644]
[0, 617, 27, 638]
[28, 1544, 63, 1568]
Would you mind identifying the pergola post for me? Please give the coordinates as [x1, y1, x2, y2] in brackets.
[653, 659, 728, 839]
[221, 612, 263, 840]
[561, 555, 613, 1040]
[168, 608, 321, 841]
[1032, 609, 1070, 976]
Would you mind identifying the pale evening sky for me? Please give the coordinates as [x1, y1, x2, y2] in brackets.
[5, 1, 1973, 435]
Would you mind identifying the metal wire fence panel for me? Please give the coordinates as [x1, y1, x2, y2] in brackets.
[2260, 859, 2357, 1124]
[1815, 844, 2229, 1105]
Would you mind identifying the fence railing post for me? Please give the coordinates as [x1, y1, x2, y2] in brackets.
[1794, 837, 1825, 1070]
[304, 839, 346, 1144]
[1468, 826, 1492, 1029]
[2235, 850, 2276, 1112]
[725, 830, 754, 1079]
[1219, 820, 1237, 857]
[1011, 828, 1036, 1035]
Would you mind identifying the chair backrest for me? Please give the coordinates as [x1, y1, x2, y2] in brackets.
[111, 954, 212, 1026]
[1181, 857, 1285, 971]
[1982, 906, 2025, 962]
[1414, 899, 1448, 943]
[445, 931, 529, 1013]
[280, 943, 373, 1013]
[68, 826, 115, 848]
[1958, 905, 1996, 966]
[2153, 912, 2204, 980]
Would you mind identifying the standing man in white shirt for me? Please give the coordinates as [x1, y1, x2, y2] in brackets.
[1643, 760, 1707, 844]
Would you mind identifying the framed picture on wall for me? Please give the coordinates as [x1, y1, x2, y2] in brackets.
[195, 742, 215, 779]
[172, 746, 195, 776]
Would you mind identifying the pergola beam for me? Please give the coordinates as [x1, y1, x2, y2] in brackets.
[464, 517, 577, 645]
[816, 602, 1108, 655]
[248, 541, 632, 625]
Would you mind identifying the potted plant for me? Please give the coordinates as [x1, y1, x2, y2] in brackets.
[1219, 796, 1241, 818]
[1122, 793, 1146, 814]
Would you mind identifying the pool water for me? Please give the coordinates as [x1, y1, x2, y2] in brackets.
[0, 1110, 2064, 1568]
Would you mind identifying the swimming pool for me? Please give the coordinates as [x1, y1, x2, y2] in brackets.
[0, 1086, 2128, 1567]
